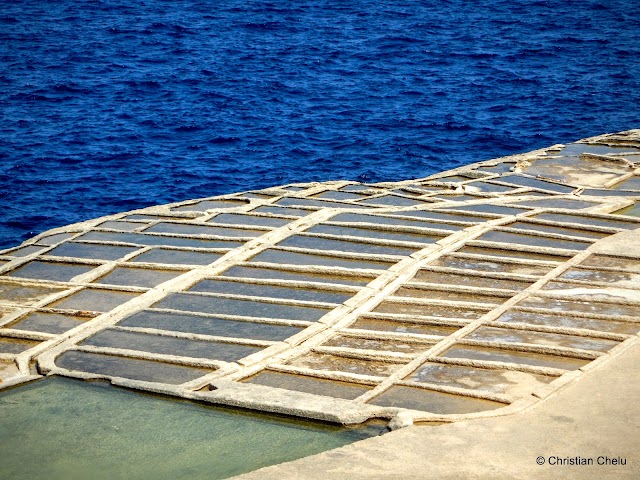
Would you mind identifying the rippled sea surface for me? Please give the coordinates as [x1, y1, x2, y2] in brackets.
[1, 0, 639, 248]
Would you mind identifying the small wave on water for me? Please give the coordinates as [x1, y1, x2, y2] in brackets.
[0, 0, 639, 248]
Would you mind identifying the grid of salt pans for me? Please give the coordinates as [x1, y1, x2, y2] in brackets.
[1, 130, 640, 419]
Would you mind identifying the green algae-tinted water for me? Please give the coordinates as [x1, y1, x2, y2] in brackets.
[0, 377, 380, 480]
[614, 203, 640, 217]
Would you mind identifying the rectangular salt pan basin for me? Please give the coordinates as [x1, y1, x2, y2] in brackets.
[209, 214, 290, 228]
[580, 255, 640, 272]
[497, 175, 575, 193]
[79, 231, 243, 249]
[244, 370, 371, 400]
[0, 282, 66, 306]
[350, 317, 460, 336]
[98, 221, 144, 231]
[533, 213, 639, 230]
[130, 249, 223, 266]
[82, 329, 262, 362]
[475, 163, 516, 174]
[36, 233, 74, 245]
[153, 293, 331, 321]
[394, 185, 443, 194]
[322, 335, 429, 354]
[441, 204, 528, 216]
[513, 198, 598, 210]
[172, 199, 248, 211]
[432, 194, 485, 202]
[370, 385, 504, 414]
[467, 326, 618, 352]
[430, 256, 554, 276]
[373, 301, 489, 319]
[582, 189, 640, 197]
[119, 311, 303, 342]
[390, 210, 486, 224]
[431, 175, 473, 183]
[463, 181, 515, 193]
[4, 261, 95, 282]
[307, 225, 443, 244]
[393, 287, 509, 305]
[0, 337, 39, 354]
[411, 270, 532, 290]
[48, 242, 140, 261]
[0, 377, 379, 480]
[124, 214, 190, 221]
[542, 281, 640, 300]
[407, 362, 554, 397]
[56, 350, 212, 384]
[95, 267, 183, 288]
[146, 223, 264, 238]
[189, 279, 353, 304]
[222, 266, 373, 286]
[614, 203, 640, 217]
[341, 184, 385, 193]
[8, 312, 88, 335]
[504, 221, 608, 240]
[357, 195, 431, 207]
[288, 352, 404, 377]
[612, 176, 640, 191]
[329, 212, 463, 231]
[275, 197, 371, 210]
[49, 289, 139, 312]
[2, 245, 48, 257]
[518, 296, 640, 317]
[250, 249, 394, 270]
[443, 345, 589, 370]
[312, 191, 366, 201]
[497, 310, 640, 335]
[457, 246, 571, 262]
[252, 206, 316, 217]
[476, 231, 592, 251]
[279, 235, 416, 256]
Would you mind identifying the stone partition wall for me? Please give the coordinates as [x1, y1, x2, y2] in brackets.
[1, 129, 640, 427]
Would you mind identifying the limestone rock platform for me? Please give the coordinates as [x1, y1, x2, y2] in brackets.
[1, 130, 640, 435]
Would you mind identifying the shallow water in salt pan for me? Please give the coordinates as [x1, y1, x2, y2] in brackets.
[0, 377, 378, 480]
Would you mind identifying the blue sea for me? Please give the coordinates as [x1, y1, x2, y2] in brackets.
[1, 0, 639, 248]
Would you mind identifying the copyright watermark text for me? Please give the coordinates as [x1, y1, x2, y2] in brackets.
[536, 456, 627, 466]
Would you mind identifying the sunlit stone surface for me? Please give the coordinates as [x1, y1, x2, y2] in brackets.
[1, 129, 640, 426]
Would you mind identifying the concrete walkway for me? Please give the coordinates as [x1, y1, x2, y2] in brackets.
[235, 339, 640, 480]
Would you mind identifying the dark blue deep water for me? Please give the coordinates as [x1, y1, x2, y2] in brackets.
[1, 1, 639, 248]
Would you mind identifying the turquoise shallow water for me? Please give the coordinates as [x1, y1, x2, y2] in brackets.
[615, 203, 640, 217]
[0, 377, 380, 480]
